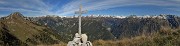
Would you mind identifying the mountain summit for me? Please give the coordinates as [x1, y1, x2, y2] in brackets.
[0, 12, 62, 46]
[7, 12, 24, 20]
[9, 12, 24, 17]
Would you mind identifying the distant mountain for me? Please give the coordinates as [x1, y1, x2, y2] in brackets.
[29, 14, 180, 41]
[0, 12, 62, 46]
[33, 17, 116, 42]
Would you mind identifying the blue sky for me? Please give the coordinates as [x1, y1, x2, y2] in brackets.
[0, 0, 180, 17]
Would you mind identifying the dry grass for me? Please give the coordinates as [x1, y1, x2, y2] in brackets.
[37, 42, 67, 46]
[92, 34, 151, 46]
[37, 28, 180, 46]
[92, 28, 180, 46]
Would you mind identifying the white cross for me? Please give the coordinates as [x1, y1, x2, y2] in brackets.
[75, 5, 87, 35]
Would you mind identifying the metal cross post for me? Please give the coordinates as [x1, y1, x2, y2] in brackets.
[75, 5, 87, 35]
[67, 1, 93, 46]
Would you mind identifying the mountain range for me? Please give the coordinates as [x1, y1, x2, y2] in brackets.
[29, 13, 180, 41]
[0, 12, 180, 46]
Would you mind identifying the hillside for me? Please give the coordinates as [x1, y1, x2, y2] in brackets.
[34, 17, 116, 42]
[0, 12, 62, 46]
[93, 27, 180, 46]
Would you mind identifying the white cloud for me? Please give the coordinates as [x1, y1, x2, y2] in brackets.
[166, 7, 180, 12]
[0, 0, 53, 16]
[58, 0, 180, 15]
[0, 7, 39, 12]
[0, 0, 180, 16]
[0, 1, 6, 4]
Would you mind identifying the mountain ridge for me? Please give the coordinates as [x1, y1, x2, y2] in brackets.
[0, 12, 62, 46]
[30, 14, 180, 40]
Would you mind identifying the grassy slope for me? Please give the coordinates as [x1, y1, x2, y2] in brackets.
[38, 17, 116, 42]
[37, 27, 180, 46]
[0, 12, 62, 46]
[92, 27, 180, 46]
